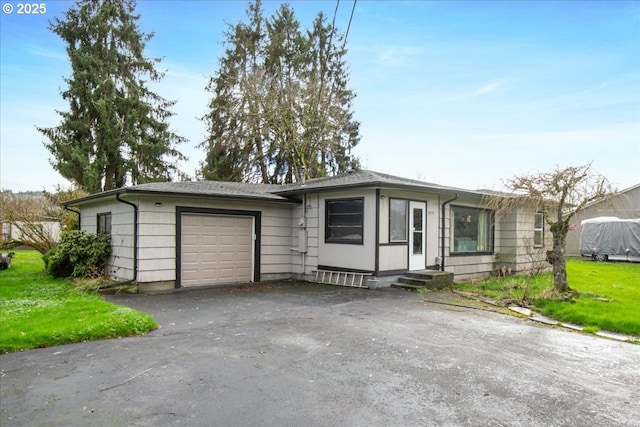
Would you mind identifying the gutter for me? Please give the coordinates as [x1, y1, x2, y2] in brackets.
[64, 205, 81, 230]
[441, 193, 458, 272]
[66, 187, 299, 206]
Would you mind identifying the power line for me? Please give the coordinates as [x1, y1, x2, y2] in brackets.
[342, 0, 357, 50]
[331, 0, 340, 35]
[311, 0, 357, 179]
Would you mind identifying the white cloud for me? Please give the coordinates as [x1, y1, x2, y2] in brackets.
[152, 63, 212, 178]
[25, 43, 68, 62]
[359, 121, 640, 191]
[375, 45, 423, 68]
[474, 80, 502, 96]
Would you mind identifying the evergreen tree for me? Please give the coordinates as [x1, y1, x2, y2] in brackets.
[38, 0, 187, 193]
[200, 0, 360, 184]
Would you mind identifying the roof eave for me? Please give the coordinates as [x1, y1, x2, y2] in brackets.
[64, 188, 301, 207]
[274, 181, 487, 198]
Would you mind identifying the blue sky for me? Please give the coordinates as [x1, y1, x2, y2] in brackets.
[1, 0, 639, 192]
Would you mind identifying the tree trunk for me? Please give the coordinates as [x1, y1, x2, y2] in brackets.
[551, 235, 569, 293]
[552, 250, 568, 293]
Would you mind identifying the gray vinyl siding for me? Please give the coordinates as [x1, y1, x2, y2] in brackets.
[492, 208, 552, 278]
[78, 198, 135, 281]
[260, 213, 294, 275]
[290, 194, 320, 278]
[136, 199, 175, 283]
[495, 208, 518, 266]
[141, 196, 293, 283]
[378, 245, 407, 271]
[76, 194, 295, 285]
[305, 197, 320, 273]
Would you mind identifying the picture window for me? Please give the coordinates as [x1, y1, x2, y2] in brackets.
[450, 206, 493, 253]
[325, 198, 364, 244]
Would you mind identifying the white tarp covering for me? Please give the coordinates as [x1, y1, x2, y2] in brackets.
[580, 217, 640, 258]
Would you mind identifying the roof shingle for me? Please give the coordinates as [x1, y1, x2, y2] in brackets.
[66, 170, 489, 206]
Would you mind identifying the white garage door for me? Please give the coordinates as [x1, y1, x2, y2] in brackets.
[181, 213, 253, 287]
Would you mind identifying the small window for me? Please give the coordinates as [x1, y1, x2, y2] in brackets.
[97, 212, 112, 235]
[389, 199, 408, 242]
[325, 198, 364, 244]
[450, 206, 493, 253]
[534, 212, 544, 247]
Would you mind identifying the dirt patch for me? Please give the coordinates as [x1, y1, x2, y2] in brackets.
[420, 290, 514, 315]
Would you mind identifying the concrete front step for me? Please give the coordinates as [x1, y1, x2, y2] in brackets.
[390, 270, 454, 291]
[390, 282, 426, 291]
[397, 276, 433, 287]
[406, 271, 454, 284]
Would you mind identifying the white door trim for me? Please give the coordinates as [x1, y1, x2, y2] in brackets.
[409, 201, 426, 271]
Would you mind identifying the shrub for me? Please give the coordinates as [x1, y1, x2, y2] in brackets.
[43, 246, 74, 278]
[43, 230, 110, 278]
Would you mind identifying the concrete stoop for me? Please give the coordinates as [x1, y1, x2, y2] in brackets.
[391, 270, 454, 291]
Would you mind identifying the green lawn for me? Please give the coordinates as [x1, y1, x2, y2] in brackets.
[455, 258, 640, 336]
[0, 250, 158, 353]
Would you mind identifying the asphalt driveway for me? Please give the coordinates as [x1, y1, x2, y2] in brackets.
[1, 283, 638, 426]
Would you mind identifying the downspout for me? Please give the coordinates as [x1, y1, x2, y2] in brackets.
[300, 170, 307, 278]
[302, 193, 307, 277]
[441, 193, 458, 272]
[374, 189, 380, 276]
[64, 205, 81, 230]
[112, 193, 138, 285]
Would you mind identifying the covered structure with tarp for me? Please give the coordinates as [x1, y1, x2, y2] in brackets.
[580, 217, 640, 262]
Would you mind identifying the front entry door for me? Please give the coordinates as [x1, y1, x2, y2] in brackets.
[409, 201, 426, 270]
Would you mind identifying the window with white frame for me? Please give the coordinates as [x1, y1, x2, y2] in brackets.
[450, 206, 493, 253]
[325, 198, 364, 244]
[389, 199, 408, 242]
[534, 212, 544, 247]
[97, 212, 112, 235]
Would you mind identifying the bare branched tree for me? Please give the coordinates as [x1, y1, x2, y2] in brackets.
[486, 163, 615, 293]
[1, 187, 87, 254]
[1, 193, 58, 253]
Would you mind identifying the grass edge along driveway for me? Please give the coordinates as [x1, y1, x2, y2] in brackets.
[455, 258, 640, 337]
[0, 250, 157, 354]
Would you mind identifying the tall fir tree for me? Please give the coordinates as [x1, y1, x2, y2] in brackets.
[38, 0, 187, 193]
[200, 0, 360, 184]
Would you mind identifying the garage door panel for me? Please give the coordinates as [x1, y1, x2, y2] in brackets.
[181, 214, 254, 287]
[182, 215, 200, 226]
[202, 236, 219, 245]
[182, 271, 200, 281]
[237, 235, 252, 244]
[219, 236, 236, 245]
[219, 252, 236, 262]
[182, 252, 199, 261]
[182, 235, 200, 245]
